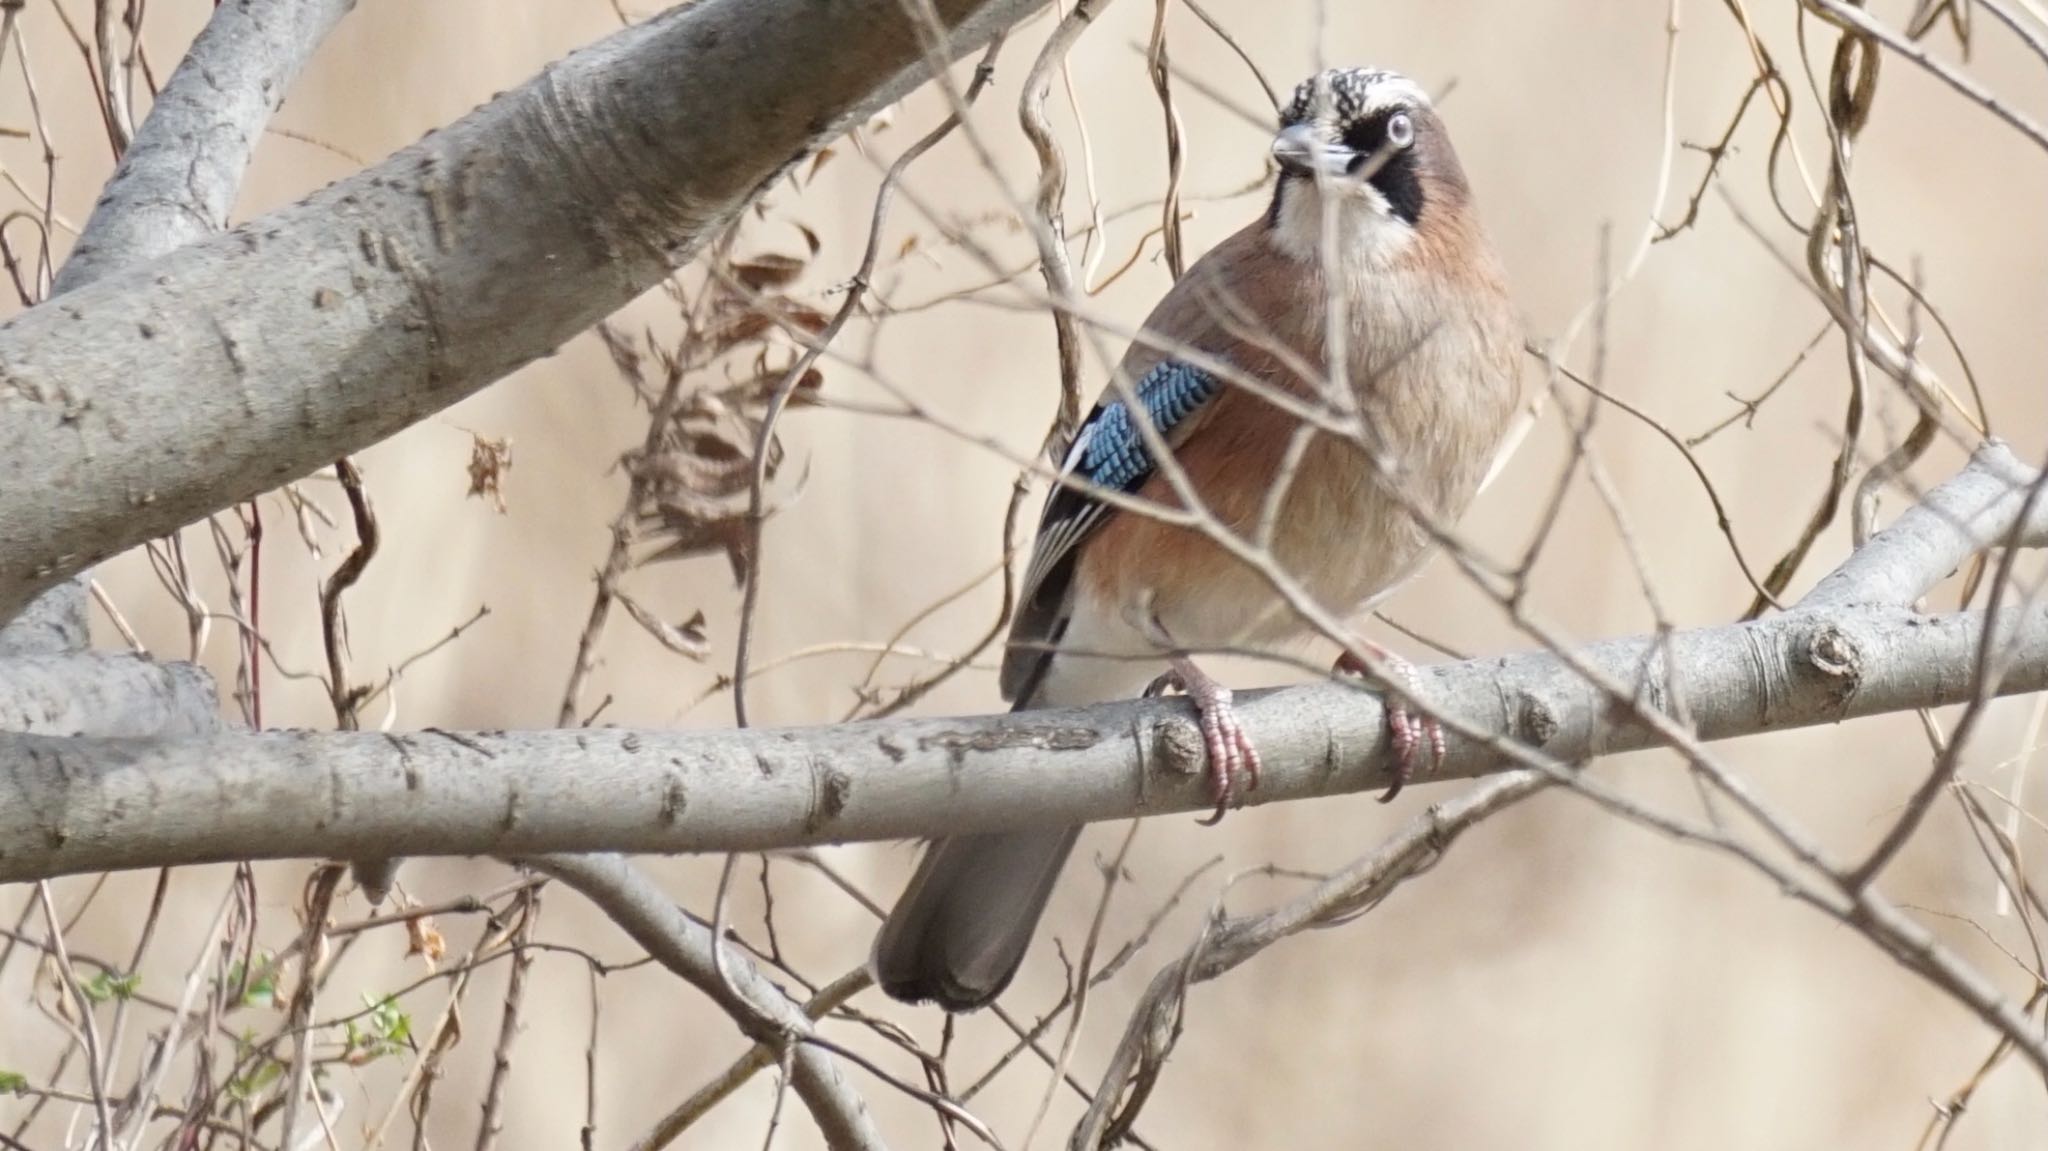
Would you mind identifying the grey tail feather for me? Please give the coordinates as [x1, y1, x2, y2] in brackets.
[351, 858, 401, 906]
[871, 692, 1079, 1012]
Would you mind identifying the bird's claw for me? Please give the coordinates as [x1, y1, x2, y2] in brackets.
[1333, 644, 1443, 803]
[1149, 661, 1263, 824]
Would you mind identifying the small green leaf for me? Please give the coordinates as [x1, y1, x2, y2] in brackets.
[0, 1070, 28, 1094]
[228, 1061, 283, 1102]
[332, 995, 416, 1062]
[81, 970, 141, 1004]
[226, 953, 279, 1008]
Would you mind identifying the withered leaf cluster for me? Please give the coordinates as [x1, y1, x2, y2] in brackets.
[603, 230, 831, 585]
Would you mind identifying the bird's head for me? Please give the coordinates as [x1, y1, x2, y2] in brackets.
[1265, 68, 1471, 267]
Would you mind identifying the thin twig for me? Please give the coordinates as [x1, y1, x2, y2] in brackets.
[475, 885, 542, 1151]
[276, 864, 344, 1151]
[35, 881, 114, 1151]
[730, 37, 1006, 728]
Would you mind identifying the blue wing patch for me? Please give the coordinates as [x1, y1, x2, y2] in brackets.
[1004, 359, 1223, 701]
[1020, 360, 1220, 606]
[1071, 361, 1221, 492]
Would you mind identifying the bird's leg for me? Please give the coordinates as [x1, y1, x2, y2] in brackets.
[1128, 602, 1261, 824]
[1145, 654, 1263, 824]
[1332, 639, 1443, 803]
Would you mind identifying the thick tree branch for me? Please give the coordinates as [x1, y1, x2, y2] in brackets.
[0, 446, 2038, 881]
[0, 599, 2040, 883]
[0, 585, 91, 657]
[1805, 440, 2048, 608]
[53, 0, 360, 295]
[0, 653, 219, 736]
[0, 0, 359, 655]
[0, 0, 1046, 622]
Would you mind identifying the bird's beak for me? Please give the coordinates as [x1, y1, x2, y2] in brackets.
[1271, 123, 1354, 178]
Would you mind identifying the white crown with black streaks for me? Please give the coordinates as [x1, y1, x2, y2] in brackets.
[1279, 67, 1430, 128]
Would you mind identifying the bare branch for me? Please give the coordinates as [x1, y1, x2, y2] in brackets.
[3, 595, 2045, 881]
[1805, 441, 2048, 609]
[0, 652, 219, 735]
[531, 854, 887, 1151]
[1072, 771, 1546, 1147]
[0, 0, 358, 656]
[0, 0, 1049, 622]
[54, 0, 359, 294]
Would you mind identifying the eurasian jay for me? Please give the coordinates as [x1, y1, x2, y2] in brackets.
[873, 67, 1524, 1011]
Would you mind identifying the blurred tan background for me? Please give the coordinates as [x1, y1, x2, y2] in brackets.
[4, 0, 2048, 1147]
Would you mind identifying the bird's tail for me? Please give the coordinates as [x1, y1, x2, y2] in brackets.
[871, 691, 1079, 1012]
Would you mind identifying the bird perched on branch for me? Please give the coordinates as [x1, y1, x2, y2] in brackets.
[873, 67, 1524, 1012]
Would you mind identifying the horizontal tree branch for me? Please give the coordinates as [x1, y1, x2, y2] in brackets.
[0, 0, 1046, 621]
[0, 444, 2037, 882]
[0, 600, 2038, 883]
[0, 653, 220, 737]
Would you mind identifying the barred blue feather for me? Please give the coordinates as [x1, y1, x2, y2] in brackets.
[1016, 360, 1222, 617]
[1076, 361, 1220, 492]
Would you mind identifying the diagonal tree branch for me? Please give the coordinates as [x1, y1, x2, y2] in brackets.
[1805, 439, 2048, 608]
[531, 854, 887, 1151]
[0, 0, 1048, 623]
[1072, 770, 1548, 1148]
[52, 0, 361, 296]
[0, 0, 360, 661]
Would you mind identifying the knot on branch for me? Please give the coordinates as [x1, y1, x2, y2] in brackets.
[1804, 622, 1865, 701]
[804, 759, 852, 834]
[1153, 717, 1205, 777]
[1510, 690, 1560, 747]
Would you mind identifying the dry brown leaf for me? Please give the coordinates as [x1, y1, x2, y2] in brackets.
[733, 253, 806, 292]
[791, 367, 826, 405]
[707, 309, 774, 350]
[780, 304, 834, 336]
[466, 433, 512, 514]
[406, 914, 447, 970]
[595, 321, 643, 388]
[638, 509, 757, 583]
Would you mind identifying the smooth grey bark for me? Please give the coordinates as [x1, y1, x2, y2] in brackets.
[1806, 438, 2048, 609]
[2, 441, 2032, 881]
[0, 0, 1047, 622]
[0, 10, 1039, 1137]
[0, 653, 219, 736]
[0, 601, 2038, 883]
[0, 584, 90, 657]
[53, 0, 361, 295]
[0, 0, 357, 690]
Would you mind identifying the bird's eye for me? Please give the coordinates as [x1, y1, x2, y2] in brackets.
[1386, 112, 1415, 148]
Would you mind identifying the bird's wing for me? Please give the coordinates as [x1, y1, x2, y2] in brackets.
[999, 358, 1223, 702]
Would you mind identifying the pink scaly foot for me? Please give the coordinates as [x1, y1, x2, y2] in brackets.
[1333, 640, 1443, 803]
[1147, 655, 1263, 825]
